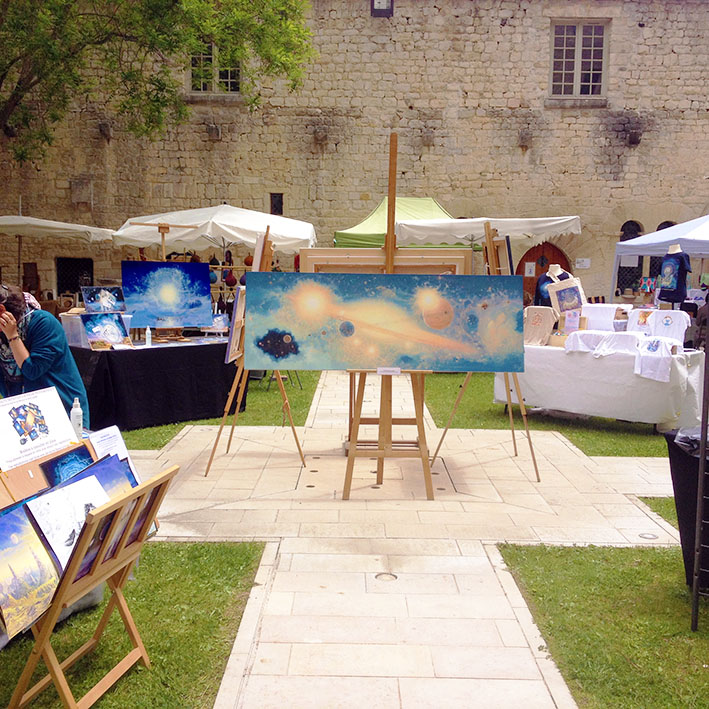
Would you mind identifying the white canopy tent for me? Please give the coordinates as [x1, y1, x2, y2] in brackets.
[611, 214, 709, 299]
[0, 215, 113, 283]
[395, 215, 582, 246]
[112, 204, 317, 257]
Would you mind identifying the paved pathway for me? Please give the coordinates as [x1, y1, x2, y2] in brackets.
[133, 371, 678, 708]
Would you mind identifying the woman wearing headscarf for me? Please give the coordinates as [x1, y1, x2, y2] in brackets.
[0, 284, 90, 426]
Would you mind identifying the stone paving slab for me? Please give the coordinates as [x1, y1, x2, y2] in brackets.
[144, 371, 678, 709]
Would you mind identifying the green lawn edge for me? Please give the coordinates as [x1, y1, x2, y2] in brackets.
[0, 541, 264, 708]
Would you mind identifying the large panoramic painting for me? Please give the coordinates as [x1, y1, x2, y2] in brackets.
[244, 272, 523, 372]
[122, 261, 213, 328]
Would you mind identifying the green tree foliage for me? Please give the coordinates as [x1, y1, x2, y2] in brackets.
[0, 0, 314, 162]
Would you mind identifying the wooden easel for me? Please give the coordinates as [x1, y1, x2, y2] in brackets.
[204, 230, 306, 476]
[431, 222, 540, 482]
[8, 465, 180, 709]
[342, 134, 434, 500]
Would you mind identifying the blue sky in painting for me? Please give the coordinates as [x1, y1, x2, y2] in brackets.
[244, 272, 523, 372]
[122, 261, 212, 328]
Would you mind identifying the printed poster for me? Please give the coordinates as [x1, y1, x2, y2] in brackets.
[0, 388, 77, 472]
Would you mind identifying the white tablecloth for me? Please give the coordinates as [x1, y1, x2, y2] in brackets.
[494, 345, 704, 428]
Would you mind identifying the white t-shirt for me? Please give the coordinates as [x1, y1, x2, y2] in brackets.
[647, 309, 690, 344]
[633, 337, 676, 383]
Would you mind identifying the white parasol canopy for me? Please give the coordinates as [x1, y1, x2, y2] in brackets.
[0, 215, 114, 283]
[0, 215, 113, 242]
[395, 215, 582, 246]
[112, 204, 317, 255]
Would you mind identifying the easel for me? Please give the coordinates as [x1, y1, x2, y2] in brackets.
[8, 464, 180, 709]
[204, 229, 305, 476]
[430, 222, 541, 482]
[342, 134, 434, 500]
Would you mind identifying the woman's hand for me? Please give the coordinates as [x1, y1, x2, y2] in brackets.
[0, 309, 19, 340]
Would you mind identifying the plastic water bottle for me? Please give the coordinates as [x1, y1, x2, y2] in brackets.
[70, 397, 83, 439]
[145, 326, 152, 347]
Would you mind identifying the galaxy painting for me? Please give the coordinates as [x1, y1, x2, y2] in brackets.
[244, 273, 524, 372]
[80, 313, 132, 350]
[81, 286, 126, 312]
[121, 261, 213, 328]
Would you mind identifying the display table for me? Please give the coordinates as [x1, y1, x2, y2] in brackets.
[71, 339, 243, 430]
[493, 344, 703, 428]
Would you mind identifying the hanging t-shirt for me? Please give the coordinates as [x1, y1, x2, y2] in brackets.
[658, 251, 691, 303]
[633, 337, 676, 383]
[534, 271, 571, 307]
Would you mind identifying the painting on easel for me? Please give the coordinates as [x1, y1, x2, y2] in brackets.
[121, 260, 213, 328]
[244, 272, 524, 372]
[224, 286, 245, 364]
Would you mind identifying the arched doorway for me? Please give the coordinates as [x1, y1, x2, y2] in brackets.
[515, 242, 571, 305]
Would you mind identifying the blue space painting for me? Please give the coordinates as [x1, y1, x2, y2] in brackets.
[244, 272, 524, 372]
[121, 261, 213, 328]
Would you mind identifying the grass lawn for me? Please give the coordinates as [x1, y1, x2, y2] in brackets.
[425, 372, 667, 457]
[642, 496, 679, 529]
[123, 370, 320, 449]
[499, 543, 709, 708]
[0, 541, 263, 708]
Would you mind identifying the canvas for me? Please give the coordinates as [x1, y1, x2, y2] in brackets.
[80, 312, 132, 350]
[26, 475, 110, 570]
[225, 286, 245, 364]
[244, 272, 523, 372]
[547, 277, 586, 315]
[0, 506, 60, 639]
[81, 286, 126, 312]
[39, 444, 95, 487]
[121, 260, 213, 328]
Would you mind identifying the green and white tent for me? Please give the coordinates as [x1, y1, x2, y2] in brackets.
[334, 197, 452, 248]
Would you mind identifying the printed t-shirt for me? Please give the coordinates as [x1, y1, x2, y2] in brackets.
[658, 251, 691, 303]
[523, 306, 557, 346]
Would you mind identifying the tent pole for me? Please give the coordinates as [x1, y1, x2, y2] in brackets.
[385, 133, 397, 274]
[17, 234, 22, 284]
[610, 254, 620, 302]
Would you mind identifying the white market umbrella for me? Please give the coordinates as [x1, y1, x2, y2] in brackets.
[112, 204, 317, 259]
[0, 215, 113, 283]
[395, 215, 582, 246]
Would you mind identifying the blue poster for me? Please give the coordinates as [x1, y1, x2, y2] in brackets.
[244, 272, 524, 372]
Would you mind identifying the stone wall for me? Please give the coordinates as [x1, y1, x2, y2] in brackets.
[1, 0, 708, 298]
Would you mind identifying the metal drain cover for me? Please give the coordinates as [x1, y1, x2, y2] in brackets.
[374, 572, 398, 582]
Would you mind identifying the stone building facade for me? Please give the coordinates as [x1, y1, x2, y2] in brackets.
[0, 0, 708, 299]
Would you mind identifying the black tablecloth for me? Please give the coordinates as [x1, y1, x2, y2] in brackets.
[71, 342, 245, 430]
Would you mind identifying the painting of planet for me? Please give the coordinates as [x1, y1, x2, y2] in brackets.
[121, 261, 213, 328]
[244, 272, 524, 372]
[80, 312, 133, 350]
